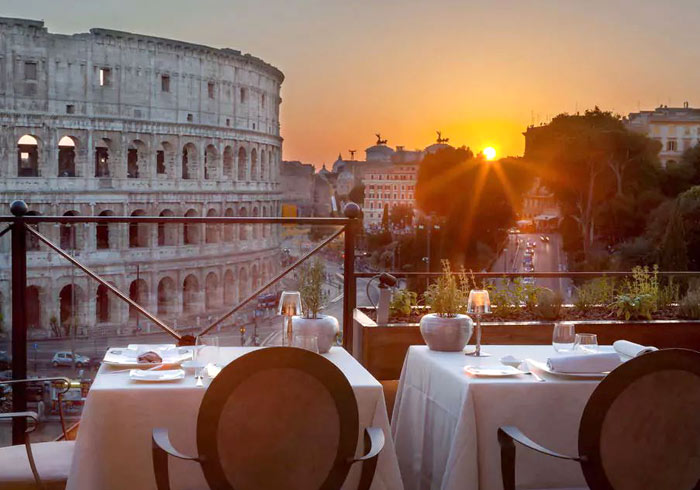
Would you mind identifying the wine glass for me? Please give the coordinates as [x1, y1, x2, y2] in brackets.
[574, 333, 598, 354]
[552, 323, 576, 353]
[292, 334, 320, 354]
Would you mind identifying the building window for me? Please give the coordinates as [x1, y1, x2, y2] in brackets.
[66, 104, 75, 114]
[240, 87, 246, 103]
[667, 140, 677, 152]
[208, 81, 215, 99]
[24, 62, 37, 80]
[226, 118, 231, 126]
[157, 150, 166, 174]
[99, 67, 111, 87]
[161, 75, 170, 92]
[261, 93, 265, 108]
[187, 113, 193, 122]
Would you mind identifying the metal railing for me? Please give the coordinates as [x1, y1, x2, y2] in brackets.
[1, 200, 361, 444]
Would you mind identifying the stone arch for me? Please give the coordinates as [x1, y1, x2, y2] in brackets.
[251, 148, 258, 181]
[238, 266, 249, 300]
[183, 274, 200, 314]
[252, 206, 260, 239]
[238, 206, 248, 240]
[96, 283, 117, 324]
[223, 269, 236, 305]
[158, 209, 177, 246]
[237, 146, 247, 180]
[95, 137, 113, 177]
[18, 134, 40, 177]
[184, 208, 200, 244]
[204, 144, 218, 180]
[59, 283, 85, 330]
[260, 149, 266, 181]
[58, 135, 77, 177]
[251, 263, 260, 290]
[157, 276, 177, 317]
[182, 142, 199, 179]
[206, 208, 220, 244]
[224, 207, 234, 241]
[26, 210, 41, 251]
[223, 145, 234, 179]
[129, 209, 149, 248]
[96, 210, 114, 249]
[127, 139, 147, 178]
[157, 141, 175, 176]
[128, 278, 148, 321]
[205, 272, 221, 310]
[26, 285, 42, 329]
[60, 210, 80, 250]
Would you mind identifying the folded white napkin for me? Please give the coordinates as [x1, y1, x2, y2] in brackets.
[547, 352, 622, 373]
[613, 340, 658, 360]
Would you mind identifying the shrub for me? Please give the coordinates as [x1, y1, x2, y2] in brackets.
[423, 260, 470, 317]
[487, 277, 537, 318]
[297, 258, 328, 319]
[390, 289, 418, 317]
[574, 277, 616, 310]
[678, 289, 700, 319]
[533, 288, 563, 320]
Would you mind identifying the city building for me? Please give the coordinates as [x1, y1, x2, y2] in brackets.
[0, 18, 284, 336]
[626, 102, 700, 168]
[280, 160, 331, 216]
[518, 177, 561, 231]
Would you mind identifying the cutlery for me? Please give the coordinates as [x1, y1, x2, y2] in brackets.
[528, 369, 546, 382]
[195, 370, 204, 387]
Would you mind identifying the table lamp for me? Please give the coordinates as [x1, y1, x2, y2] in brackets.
[466, 289, 491, 357]
[278, 291, 302, 346]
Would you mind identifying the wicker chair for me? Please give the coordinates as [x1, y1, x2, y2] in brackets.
[152, 347, 385, 490]
[0, 377, 76, 490]
[498, 348, 700, 490]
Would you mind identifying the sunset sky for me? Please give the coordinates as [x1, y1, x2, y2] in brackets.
[3, 0, 700, 167]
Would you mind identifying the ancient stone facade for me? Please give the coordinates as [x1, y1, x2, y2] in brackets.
[0, 18, 284, 335]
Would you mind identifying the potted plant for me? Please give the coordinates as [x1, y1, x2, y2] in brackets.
[420, 260, 474, 351]
[294, 258, 339, 353]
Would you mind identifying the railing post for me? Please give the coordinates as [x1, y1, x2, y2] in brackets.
[10, 200, 28, 445]
[342, 203, 360, 354]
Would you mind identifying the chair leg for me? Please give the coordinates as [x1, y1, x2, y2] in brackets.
[357, 431, 380, 490]
[152, 436, 172, 490]
[497, 428, 516, 490]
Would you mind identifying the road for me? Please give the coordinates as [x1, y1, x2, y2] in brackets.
[492, 233, 573, 301]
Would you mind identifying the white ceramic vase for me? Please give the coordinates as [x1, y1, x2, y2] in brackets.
[419, 313, 473, 352]
[292, 314, 339, 353]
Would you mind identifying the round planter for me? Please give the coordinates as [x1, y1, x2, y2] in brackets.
[419, 313, 473, 352]
[292, 314, 339, 353]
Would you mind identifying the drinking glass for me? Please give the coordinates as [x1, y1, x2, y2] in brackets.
[292, 334, 320, 354]
[552, 323, 576, 353]
[195, 335, 220, 365]
[574, 333, 598, 354]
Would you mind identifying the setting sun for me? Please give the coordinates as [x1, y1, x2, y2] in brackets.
[483, 146, 497, 160]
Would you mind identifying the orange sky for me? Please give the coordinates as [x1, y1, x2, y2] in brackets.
[4, 0, 700, 167]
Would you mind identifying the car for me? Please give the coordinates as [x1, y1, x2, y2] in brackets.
[523, 277, 535, 285]
[524, 249, 534, 257]
[528, 241, 537, 248]
[524, 265, 534, 273]
[52, 351, 90, 368]
[540, 235, 550, 243]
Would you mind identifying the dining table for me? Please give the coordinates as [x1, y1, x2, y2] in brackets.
[66, 346, 405, 490]
[391, 345, 610, 490]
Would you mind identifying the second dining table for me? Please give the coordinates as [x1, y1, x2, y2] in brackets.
[391, 345, 606, 490]
[66, 346, 404, 490]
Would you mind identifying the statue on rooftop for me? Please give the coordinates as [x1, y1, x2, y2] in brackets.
[375, 133, 388, 145]
[436, 131, 449, 144]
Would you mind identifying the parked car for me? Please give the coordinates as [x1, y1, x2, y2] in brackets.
[523, 277, 535, 285]
[528, 241, 537, 248]
[52, 351, 90, 368]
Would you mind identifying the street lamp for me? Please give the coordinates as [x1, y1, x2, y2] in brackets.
[418, 223, 440, 289]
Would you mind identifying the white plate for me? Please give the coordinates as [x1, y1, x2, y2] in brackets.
[129, 369, 185, 382]
[103, 347, 191, 368]
[464, 365, 526, 377]
[527, 359, 607, 379]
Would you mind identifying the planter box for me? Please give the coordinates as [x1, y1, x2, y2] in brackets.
[354, 307, 700, 381]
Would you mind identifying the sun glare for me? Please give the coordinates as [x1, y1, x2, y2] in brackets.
[483, 146, 497, 160]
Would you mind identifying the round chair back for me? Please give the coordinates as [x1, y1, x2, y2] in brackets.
[197, 347, 359, 490]
[579, 348, 700, 490]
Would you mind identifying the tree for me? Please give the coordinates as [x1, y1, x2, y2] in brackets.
[660, 202, 688, 271]
[415, 147, 533, 267]
[525, 107, 661, 260]
[389, 204, 413, 228]
[348, 184, 365, 205]
[381, 204, 389, 230]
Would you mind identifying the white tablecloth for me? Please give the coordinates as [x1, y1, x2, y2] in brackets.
[391, 345, 604, 490]
[67, 346, 404, 490]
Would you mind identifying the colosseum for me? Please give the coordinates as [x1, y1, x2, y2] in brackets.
[0, 17, 284, 337]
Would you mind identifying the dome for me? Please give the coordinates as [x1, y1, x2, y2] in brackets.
[365, 144, 395, 162]
[424, 143, 453, 154]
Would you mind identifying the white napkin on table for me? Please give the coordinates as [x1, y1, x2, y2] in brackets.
[613, 340, 658, 360]
[547, 352, 622, 373]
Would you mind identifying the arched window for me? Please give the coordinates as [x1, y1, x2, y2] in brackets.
[224, 208, 234, 241]
[182, 143, 198, 179]
[223, 269, 236, 305]
[96, 210, 114, 249]
[205, 272, 220, 310]
[184, 209, 200, 244]
[26, 286, 41, 329]
[238, 267, 248, 300]
[127, 140, 146, 178]
[260, 150, 266, 181]
[58, 136, 76, 177]
[157, 141, 175, 176]
[157, 277, 176, 316]
[96, 284, 111, 323]
[18, 134, 39, 177]
[95, 138, 111, 177]
[60, 211, 79, 250]
[59, 284, 83, 330]
[223, 146, 234, 179]
[206, 209, 219, 244]
[204, 145, 218, 180]
[158, 209, 177, 246]
[129, 279, 148, 321]
[129, 210, 148, 248]
[251, 148, 258, 181]
[237, 147, 247, 180]
[183, 275, 200, 314]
